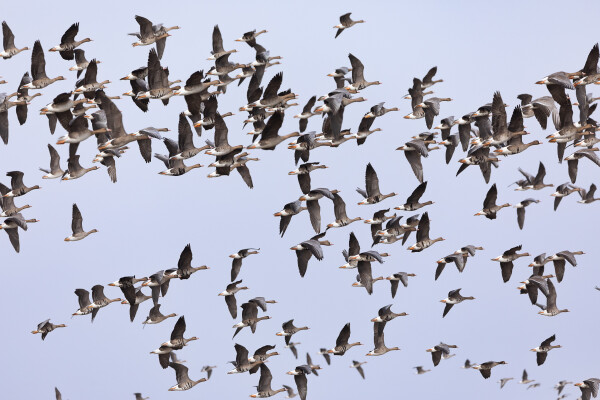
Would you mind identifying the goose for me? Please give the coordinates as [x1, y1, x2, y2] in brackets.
[0, 183, 31, 217]
[56, 115, 111, 145]
[141, 270, 171, 305]
[143, 304, 177, 325]
[69, 49, 98, 78]
[352, 116, 382, 145]
[514, 198, 540, 230]
[120, 288, 152, 322]
[494, 135, 542, 155]
[207, 53, 246, 76]
[351, 272, 384, 290]
[170, 113, 210, 160]
[364, 208, 394, 245]
[208, 25, 236, 60]
[40, 92, 87, 114]
[386, 273, 416, 298]
[294, 96, 317, 132]
[1, 21, 28, 59]
[517, 94, 557, 129]
[519, 369, 535, 385]
[228, 344, 264, 374]
[275, 200, 307, 237]
[441, 289, 475, 317]
[408, 212, 444, 252]
[64, 203, 97, 241]
[347, 250, 389, 263]
[289, 162, 328, 194]
[318, 349, 331, 366]
[108, 275, 146, 297]
[375, 215, 416, 246]
[219, 280, 248, 319]
[22, 41, 65, 89]
[356, 163, 397, 205]
[547, 250, 584, 282]
[364, 102, 398, 119]
[578, 183, 600, 203]
[415, 97, 452, 129]
[555, 380, 573, 395]
[290, 232, 332, 277]
[31, 319, 66, 340]
[288, 132, 333, 164]
[565, 148, 600, 183]
[334, 13, 365, 38]
[137, 49, 179, 101]
[539, 278, 569, 316]
[14, 73, 41, 125]
[551, 182, 582, 211]
[421, 66, 444, 89]
[304, 353, 321, 376]
[61, 155, 99, 180]
[277, 320, 310, 345]
[531, 334, 561, 365]
[39, 144, 64, 179]
[82, 285, 120, 322]
[229, 248, 260, 281]
[248, 112, 299, 150]
[394, 181, 433, 211]
[457, 145, 500, 184]
[0, 92, 25, 144]
[371, 304, 408, 323]
[130, 15, 173, 50]
[155, 138, 203, 176]
[435, 253, 467, 280]
[160, 316, 198, 350]
[345, 53, 381, 92]
[498, 377, 514, 389]
[366, 322, 399, 356]
[298, 188, 337, 234]
[72, 288, 95, 319]
[232, 301, 271, 338]
[426, 343, 458, 366]
[200, 365, 216, 380]
[49, 23, 91, 60]
[286, 342, 301, 359]
[396, 136, 437, 183]
[472, 361, 507, 379]
[339, 231, 361, 269]
[174, 70, 220, 96]
[475, 184, 510, 219]
[235, 29, 267, 42]
[249, 344, 279, 368]
[167, 362, 206, 391]
[404, 78, 427, 120]
[327, 192, 362, 229]
[491, 245, 530, 282]
[3, 171, 40, 198]
[250, 364, 286, 398]
[462, 359, 475, 369]
[515, 162, 553, 190]
[328, 323, 362, 355]
[205, 114, 243, 156]
[519, 274, 554, 305]
[574, 378, 600, 400]
[415, 366, 430, 375]
[350, 360, 367, 379]
[73, 60, 110, 93]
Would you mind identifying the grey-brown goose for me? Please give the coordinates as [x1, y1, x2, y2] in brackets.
[0, 92, 26, 143]
[350, 360, 367, 379]
[408, 212, 444, 252]
[235, 29, 268, 42]
[514, 198, 540, 230]
[167, 362, 206, 391]
[130, 15, 172, 50]
[551, 183, 582, 210]
[345, 53, 380, 92]
[426, 343, 458, 366]
[386, 272, 416, 297]
[250, 364, 286, 398]
[200, 365, 216, 379]
[366, 322, 400, 356]
[328, 323, 362, 355]
[232, 301, 270, 338]
[519, 369, 535, 384]
[299, 188, 337, 234]
[208, 25, 236, 60]
[72, 288, 95, 319]
[3, 171, 40, 197]
[528, 253, 552, 276]
[578, 183, 600, 204]
[441, 289, 475, 317]
[289, 162, 328, 194]
[208, 53, 246, 77]
[421, 66, 443, 89]
[229, 248, 260, 281]
[290, 232, 332, 277]
[318, 349, 331, 366]
[1, 21, 28, 59]
[517, 94, 557, 129]
[286, 342, 301, 359]
[356, 163, 397, 205]
[515, 162, 553, 191]
[286, 365, 311, 400]
[340, 231, 361, 269]
[155, 138, 203, 176]
[305, 353, 321, 376]
[547, 250, 585, 282]
[294, 96, 317, 132]
[415, 97, 452, 129]
[565, 148, 600, 183]
[69, 49, 97, 78]
[175, 70, 220, 97]
[371, 304, 408, 323]
[376, 214, 418, 246]
[227, 343, 263, 374]
[483, 93, 528, 146]
[0, 183, 31, 217]
[457, 145, 499, 184]
[134, 393, 149, 400]
[364, 208, 394, 246]
[491, 245, 530, 283]
[275, 200, 307, 237]
[61, 155, 99, 180]
[531, 334, 561, 365]
[162, 316, 198, 350]
[498, 377, 513, 388]
[141, 270, 171, 305]
[64, 203, 97, 242]
[143, 304, 177, 325]
[120, 288, 152, 322]
[435, 253, 467, 280]
[138, 49, 179, 102]
[277, 320, 310, 345]
[396, 136, 437, 183]
[394, 181, 433, 211]
[475, 184, 510, 219]
[87, 284, 121, 319]
[205, 113, 243, 156]
[473, 361, 507, 379]
[334, 13, 365, 38]
[50, 23, 91, 60]
[218, 280, 249, 319]
[247, 111, 299, 150]
[73, 60, 110, 94]
[21, 41, 65, 89]
[15, 73, 41, 125]
[575, 378, 600, 400]
[494, 134, 542, 155]
[170, 113, 209, 160]
[31, 319, 66, 340]
[249, 345, 279, 370]
[40, 144, 64, 179]
[415, 366, 431, 375]
[327, 193, 362, 229]
[539, 278, 569, 316]
[353, 116, 382, 145]
[364, 102, 398, 119]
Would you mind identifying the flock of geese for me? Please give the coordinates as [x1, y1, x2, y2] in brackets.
[2, 10, 600, 400]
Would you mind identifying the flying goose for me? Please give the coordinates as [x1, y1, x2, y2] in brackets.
[474, 183, 510, 219]
[219, 280, 249, 319]
[547, 250, 584, 282]
[21, 41, 65, 89]
[0, 212, 38, 253]
[440, 289, 475, 317]
[334, 13, 365, 38]
[345, 53, 380, 92]
[356, 163, 397, 205]
[0, 183, 31, 217]
[514, 198, 540, 230]
[31, 319, 66, 340]
[274, 200, 307, 237]
[578, 183, 600, 204]
[385, 272, 416, 298]
[167, 362, 206, 391]
[143, 304, 177, 325]
[415, 366, 430, 375]
[538, 278, 569, 316]
[350, 360, 367, 379]
[407, 212, 444, 252]
[531, 334, 561, 365]
[551, 183, 582, 211]
[564, 148, 600, 183]
[49, 23, 92, 60]
[232, 301, 270, 338]
[40, 144, 65, 179]
[519, 369, 535, 384]
[574, 378, 600, 400]
[371, 304, 407, 323]
[1, 21, 28, 59]
[426, 343, 458, 366]
[396, 136, 437, 183]
[250, 364, 286, 398]
[328, 323, 362, 355]
[491, 245, 530, 282]
[472, 361, 507, 379]
[327, 193, 362, 229]
[229, 248, 260, 281]
[64, 203, 97, 242]
[394, 181, 433, 211]
[3, 171, 40, 197]
[120, 288, 152, 322]
[277, 320, 310, 345]
[290, 232, 332, 277]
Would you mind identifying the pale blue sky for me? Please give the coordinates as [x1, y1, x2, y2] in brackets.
[1, 1, 599, 399]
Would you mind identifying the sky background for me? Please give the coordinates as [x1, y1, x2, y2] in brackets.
[1, 0, 599, 399]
